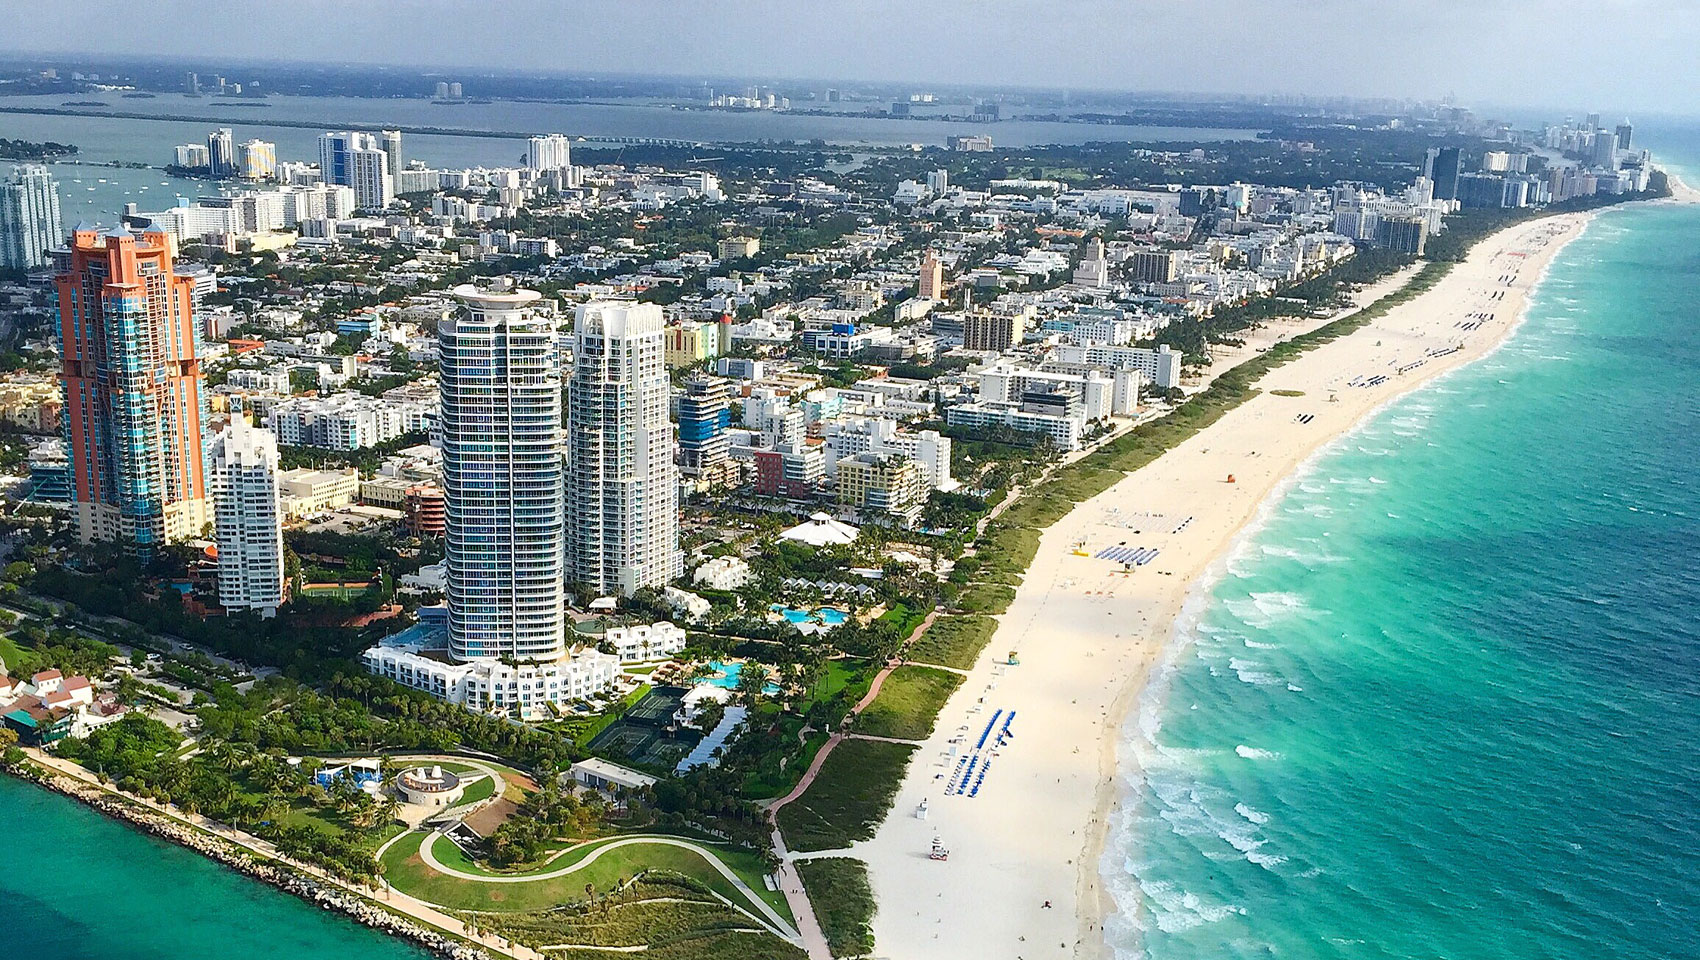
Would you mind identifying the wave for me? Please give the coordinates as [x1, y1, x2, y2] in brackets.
[1235, 745, 1281, 760]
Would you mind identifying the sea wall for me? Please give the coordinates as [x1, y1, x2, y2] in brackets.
[3, 760, 491, 960]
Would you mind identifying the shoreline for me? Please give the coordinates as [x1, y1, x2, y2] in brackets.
[856, 197, 1650, 959]
[1, 757, 497, 960]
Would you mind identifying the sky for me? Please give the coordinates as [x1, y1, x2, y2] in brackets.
[7, 0, 1700, 114]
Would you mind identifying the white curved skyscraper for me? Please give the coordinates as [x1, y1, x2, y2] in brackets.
[566, 301, 683, 596]
[441, 284, 565, 662]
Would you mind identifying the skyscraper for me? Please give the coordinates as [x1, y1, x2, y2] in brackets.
[210, 412, 284, 617]
[0, 164, 63, 270]
[1425, 146, 1462, 201]
[56, 227, 209, 550]
[318, 131, 392, 206]
[440, 284, 566, 662]
[207, 128, 235, 178]
[526, 134, 572, 172]
[1615, 121, 1634, 151]
[380, 129, 403, 189]
[566, 301, 683, 596]
[677, 372, 731, 481]
[350, 143, 393, 210]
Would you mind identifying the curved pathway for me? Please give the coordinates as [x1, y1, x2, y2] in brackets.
[412, 831, 800, 943]
[763, 606, 944, 960]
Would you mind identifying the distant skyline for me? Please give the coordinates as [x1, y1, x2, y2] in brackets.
[6, 0, 1700, 115]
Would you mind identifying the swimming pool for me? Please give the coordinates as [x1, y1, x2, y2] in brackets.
[701, 660, 781, 695]
[769, 604, 850, 627]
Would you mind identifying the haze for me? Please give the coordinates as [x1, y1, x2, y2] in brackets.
[7, 0, 1700, 112]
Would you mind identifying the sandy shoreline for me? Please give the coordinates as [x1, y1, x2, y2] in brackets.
[855, 201, 1635, 960]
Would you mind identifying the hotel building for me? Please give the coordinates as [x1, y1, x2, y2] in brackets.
[56, 227, 209, 551]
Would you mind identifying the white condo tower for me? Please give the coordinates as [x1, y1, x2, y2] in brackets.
[566, 301, 684, 596]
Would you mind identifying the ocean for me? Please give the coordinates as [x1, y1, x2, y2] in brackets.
[0, 776, 431, 959]
[1103, 126, 1700, 959]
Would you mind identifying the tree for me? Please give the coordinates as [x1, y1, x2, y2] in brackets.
[734, 663, 771, 705]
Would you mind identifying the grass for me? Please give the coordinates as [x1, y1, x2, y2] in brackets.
[455, 773, 496, 806]
[797, 858, 876, 958]
[951, 581, 1016, 616]
[480, 875, 807, 960]
[853, 666, 961, 741]
[0, 633, 36, 674]
[380, 831, 790, 924]
[775, 738, 914, 852]
[906, 615, 998, 670]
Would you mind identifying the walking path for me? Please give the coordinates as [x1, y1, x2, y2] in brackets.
[412, 831, 801, 943]
[762, 605, 945, 960]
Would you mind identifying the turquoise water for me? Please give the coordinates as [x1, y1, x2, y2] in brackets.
[1104, 134, 1700, 958]
[702, 659, 783, 695]
[0, 776, 432, 960]
[769, 603, 850, 626]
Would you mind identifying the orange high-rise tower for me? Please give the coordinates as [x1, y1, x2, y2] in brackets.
[57, 226, 208, 552]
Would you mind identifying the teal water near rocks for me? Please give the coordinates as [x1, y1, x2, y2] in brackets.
[1103, 128, 1700, 959]
[0, 776, 432, 960]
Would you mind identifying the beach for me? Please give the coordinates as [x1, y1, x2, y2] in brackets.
[854, 205, 1626, 960]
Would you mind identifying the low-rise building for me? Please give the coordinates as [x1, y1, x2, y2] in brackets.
[604, 622, 688, 663]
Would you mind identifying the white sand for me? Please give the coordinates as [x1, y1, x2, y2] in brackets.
[853, 209, 1608, 960]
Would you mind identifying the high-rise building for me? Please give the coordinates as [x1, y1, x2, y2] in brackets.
[236, 139, 276, 180]
[1424, 146, 1462, 201]
[1586, 112, 1601, 132]
[677, 372, 731, 480]
[448, 82, 463, 99]
[349, 144, 393, 210]
[918, 249, 944, 300]
[440, 284, 566, 662]
[207, 128, 235, 178]
[210, 413, 284, 617]
[319, 131, 392, 205]
[963, 310, 1027, 352]
[173, 143, 210, 169]
[1615, 121, 1634, 152]
[183, 72, 199, 95]
[566, 301, 683, 596]
[0, 165, 63, 270]
[56, 227, 209, 551]
[926, 168, 949, 195]
[380, 130, 403, 189]
[526, 134, 573, 172]
[434, 80, 450, 100]
[1591, 131, 1619, 170]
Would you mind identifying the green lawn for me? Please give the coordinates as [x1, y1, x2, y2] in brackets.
[852, 666, 961, 741]
[906, 615, 998, 670]
[380, 832, 790, 924]
[479, 875, 806, 960]
[775, 738, 914, 852]
[453, 774, 496, 807]
[797, 858, 875, 958]
[0, 633, 37, 674]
